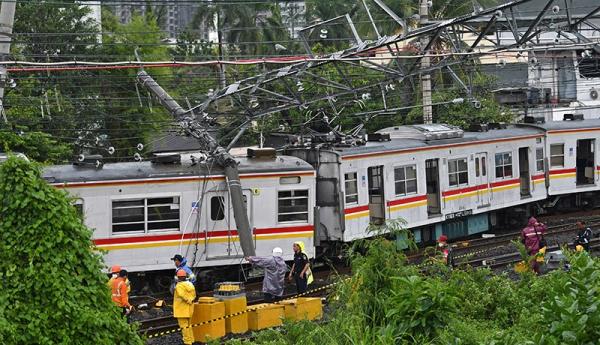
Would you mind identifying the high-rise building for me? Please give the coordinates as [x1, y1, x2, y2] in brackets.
[109, 1, 205, 39]
[108, 1, 306, 41]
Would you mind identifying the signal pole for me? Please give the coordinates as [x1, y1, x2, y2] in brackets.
[420, 0, 433, 124]
[0, 0, 16, 123]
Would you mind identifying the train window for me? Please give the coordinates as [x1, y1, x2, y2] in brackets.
[394, 165, 417, 196]
[112, 199, 146, 233]
[482, 157, 487, 176]
[475, 158, 480, 177]
[278, 190, 309, 223]
[448, 158, 468, 187]
[344, 172, 359, 204]
[495, 152, 513, 179]
[550, 144, 564, 167]
[280, 176, 301, 184]
[536, 148, 544, 171]
[112, 197, 180, 234]
[147, 197, 180, 231]
[210, 196, 225, 221]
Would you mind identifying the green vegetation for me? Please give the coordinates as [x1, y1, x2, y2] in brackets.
[0, 156, 143, 344]
[226, 221, 600, 345]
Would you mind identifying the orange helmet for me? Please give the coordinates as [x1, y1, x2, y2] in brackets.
[176, 269, 187, 278]
[111, 265, 121, 274]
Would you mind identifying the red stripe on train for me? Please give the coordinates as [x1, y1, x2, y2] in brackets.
[386, 194, 427, 207]
[344, 205, 369, 214]
[549, 168, 576, 175]
[442, 184, 488, 197]
[93, 225, 314, 245]
[490, 178, 520, 187]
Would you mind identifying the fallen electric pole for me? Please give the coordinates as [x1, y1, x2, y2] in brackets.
[137, 71, 256, 257]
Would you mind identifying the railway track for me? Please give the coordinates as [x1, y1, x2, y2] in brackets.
[406, 215, 600, 265]
[137, 266, 342, 335]
[463, 237, 600, 270]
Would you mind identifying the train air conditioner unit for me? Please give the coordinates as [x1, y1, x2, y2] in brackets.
[375, 124, 464, 141]
[563, 113, 584, 121]
[150, 153, 181, 164]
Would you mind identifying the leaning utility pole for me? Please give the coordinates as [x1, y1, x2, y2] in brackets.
[137, 71, 256, 257]
[420, 0, 433, 124]
[0, 0, 16, 123]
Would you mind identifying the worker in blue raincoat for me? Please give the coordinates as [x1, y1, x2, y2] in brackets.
[245, 247, 288, 302]
[171, 254, 196, 284]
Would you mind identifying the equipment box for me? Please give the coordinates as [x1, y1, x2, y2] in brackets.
[192, 297, 226, 342]
[280, 298, 323, 321]
[247, 303, 284, 330]
[218, 296, 248, 334]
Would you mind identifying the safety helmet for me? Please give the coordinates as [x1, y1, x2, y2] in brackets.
[576, 245, 584, 252]
[272, 247, 283, 257]
[438, 235, 448, 243]
[176, 269, 187, 278]
[111, 265, 121, 274]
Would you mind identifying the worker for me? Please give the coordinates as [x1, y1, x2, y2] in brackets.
[245, 247, 287, 302]
[171, 254, 196, 284]
[111, 270, 133, 318]
[173, 269, 196, 345]
[436, 234, 452, 266]
[107, 265, 131, 293]
[575, 221, 593, 252]
[288, 241, 310, 294]
[520, 217, 547, 274]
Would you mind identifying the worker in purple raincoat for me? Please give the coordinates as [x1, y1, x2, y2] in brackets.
[245, 247, 287, 302]
[521, 217, 547, 273]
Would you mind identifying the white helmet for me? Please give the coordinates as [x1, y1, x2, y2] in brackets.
[272, 247, 283, 257]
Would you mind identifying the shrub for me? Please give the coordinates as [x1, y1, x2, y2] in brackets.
[0, 156, 143, 344]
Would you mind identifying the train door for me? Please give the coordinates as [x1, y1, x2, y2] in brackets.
[474, 153, 490, 207]
[367, 166, 385, 225]
[576, 139, 595, 185]
[425, 159, 441, 215]
[204, 190, 253, 259]
[518, 147, 531, 197]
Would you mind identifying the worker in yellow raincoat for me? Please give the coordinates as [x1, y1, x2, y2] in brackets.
[173, 269, 196, 345]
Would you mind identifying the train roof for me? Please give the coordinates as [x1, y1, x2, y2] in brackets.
[520, 119, 600, 131]
[336, 125, 543, 157]
[42, 155, 313, 184]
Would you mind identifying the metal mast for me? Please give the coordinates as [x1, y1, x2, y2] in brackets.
[137, 71, 256, 257]
[0, 0, 16, 123]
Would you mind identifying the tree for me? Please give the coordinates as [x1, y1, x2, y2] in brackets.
[12, 1, 100, 61]
[0, 156, 143, 344]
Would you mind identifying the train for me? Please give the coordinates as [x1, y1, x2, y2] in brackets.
[38, 116, 600, 290]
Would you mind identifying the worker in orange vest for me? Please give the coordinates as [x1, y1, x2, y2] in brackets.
[111, 270, 133, 318]
[173, 269, 196, 345]
[107, 265, 131, 293]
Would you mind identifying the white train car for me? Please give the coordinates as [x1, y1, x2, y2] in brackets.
[43, 154, 316, 285]
[287, 124, 548, 246]
[521, 119, 600, 207]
